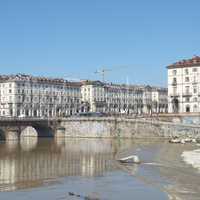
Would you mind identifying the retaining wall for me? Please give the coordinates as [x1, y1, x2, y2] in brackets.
[60, 117, 200, 138]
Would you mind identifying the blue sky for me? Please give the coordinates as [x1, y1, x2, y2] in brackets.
[0, 0, 199, 86]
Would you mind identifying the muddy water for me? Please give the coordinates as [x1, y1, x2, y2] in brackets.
[0, 138, 199, 200]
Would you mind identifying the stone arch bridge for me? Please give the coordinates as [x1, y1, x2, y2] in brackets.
[1, 117, 200, 140]
[0, 118, 65, 140]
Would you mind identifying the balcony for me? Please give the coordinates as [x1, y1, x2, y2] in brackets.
[192, 81, 198, 85]
[183, 92, 192, 97]
[170, 93, 179, 97]
[172, 81, 177, 86]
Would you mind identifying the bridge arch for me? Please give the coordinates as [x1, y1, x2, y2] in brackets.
[21, 126, 38, 137]
[21, 125, 54, 138]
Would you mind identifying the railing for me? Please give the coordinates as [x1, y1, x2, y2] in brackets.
[0, 117, 59, 121]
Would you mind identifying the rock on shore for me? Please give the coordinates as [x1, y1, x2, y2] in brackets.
[169, 136, 200, 144]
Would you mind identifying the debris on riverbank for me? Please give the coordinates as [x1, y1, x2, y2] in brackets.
[169, 136, 200, 144]
[68, 192, 101, 200]
[118, 155, 141, 164]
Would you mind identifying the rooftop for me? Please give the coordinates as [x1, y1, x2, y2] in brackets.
[167, 56, 200, 69]
[81, 80, 167, 91]
[0, 74, 167, 91]
[0, 74, 82, 87]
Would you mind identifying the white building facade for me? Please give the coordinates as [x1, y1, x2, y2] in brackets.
[152, 88, 168, 113]
[81, 80, 168, 115]
[0, 74, 168, 117]
[0, 74, 82, 117]
[168, 56, 200, 113]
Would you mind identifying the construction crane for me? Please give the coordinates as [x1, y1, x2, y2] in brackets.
[94, 65, 129, 82]
[94, 68, 112, 82]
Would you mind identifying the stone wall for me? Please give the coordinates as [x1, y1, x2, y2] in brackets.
[60, 117, 200, 138]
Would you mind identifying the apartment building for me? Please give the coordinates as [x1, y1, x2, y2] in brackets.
[152, 87, 168, 113]
[168, 56, 200, 113]
[81, 80, 168, 115]
[0, 74, 168, 117]
[0, 74, 82, 117]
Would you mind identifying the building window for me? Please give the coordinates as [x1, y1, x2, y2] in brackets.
[193, 97, 198, 102]
[185, 68, 189, 75]
[193, 68, 197, 72]
[193, 76, 197, 83]
[193, 105, 198, 112]
[172, 70, 177, 75]
[185, 86, 190, 94]
[193, 87, 197, 94]
[185, 97, 190, 102]
[172, 78, 177, 84]
[186, 105, 190, 112]
[185, 77, 189, 82]
[173, 87, 177, 95]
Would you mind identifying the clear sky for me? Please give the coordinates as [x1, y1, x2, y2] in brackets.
[0, 0, 199, 86]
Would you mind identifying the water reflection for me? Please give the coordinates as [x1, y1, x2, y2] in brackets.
[0, 136, 183, 198]
[20, 137, 38, 151]
[5, 140, 19, 152]
[0, 138, 137, 191]
[1, 135, 197, 200]
[21, 126, 38, 137]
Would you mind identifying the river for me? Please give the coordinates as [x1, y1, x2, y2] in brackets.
[0, 137, 199, 200]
